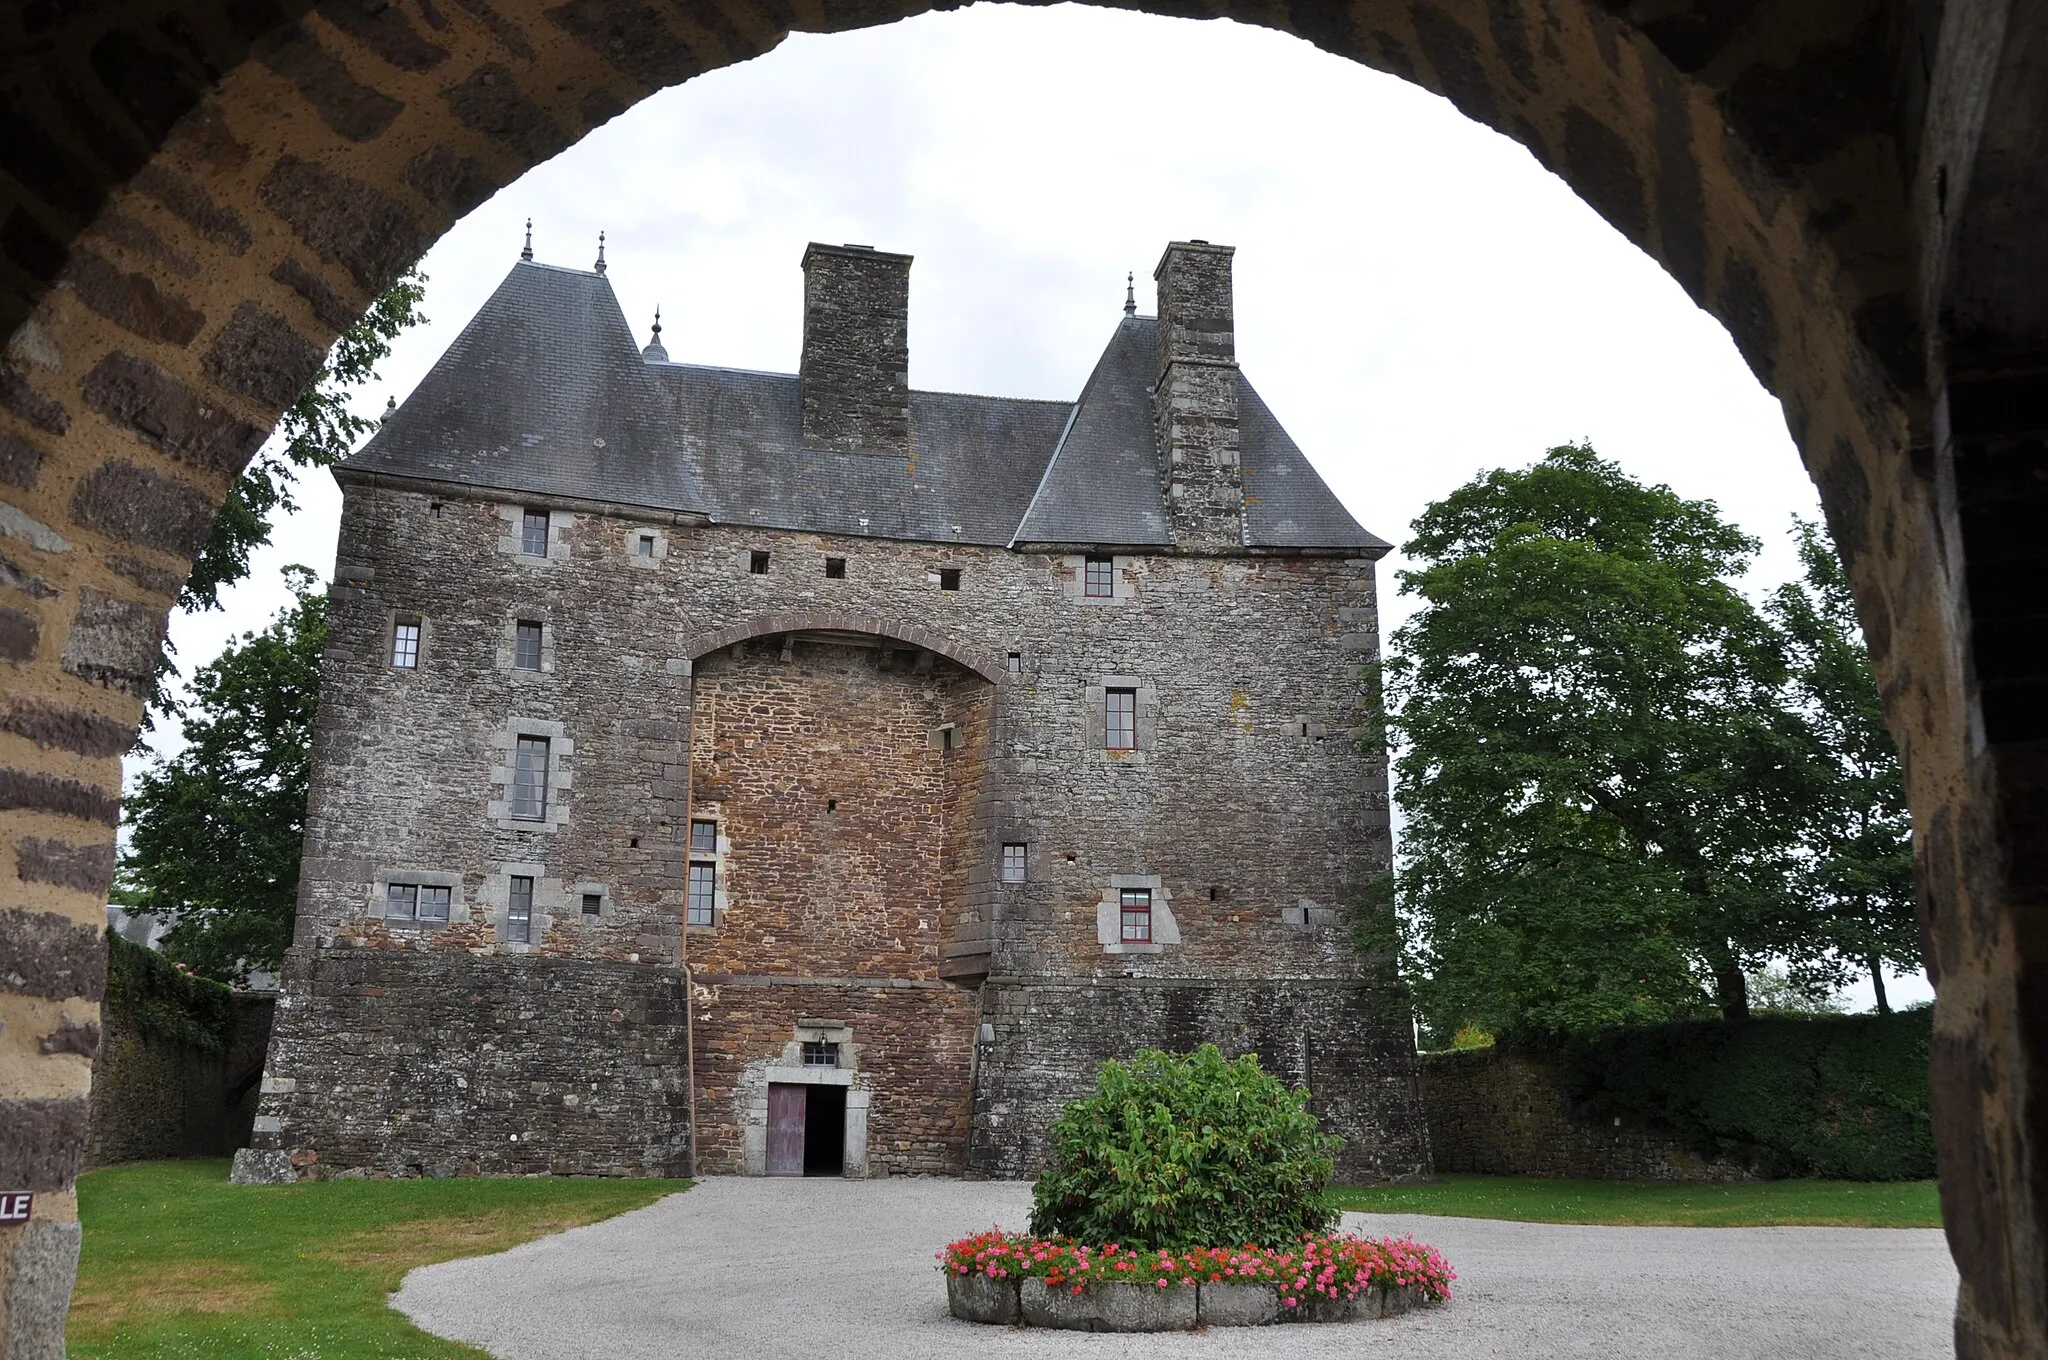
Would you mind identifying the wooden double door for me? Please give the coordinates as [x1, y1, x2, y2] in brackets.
[766, 1082, 847, 1177]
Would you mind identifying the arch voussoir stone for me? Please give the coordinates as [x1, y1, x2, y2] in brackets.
[1, 0, 2044, 1354]
[688, 610, 1006, 684]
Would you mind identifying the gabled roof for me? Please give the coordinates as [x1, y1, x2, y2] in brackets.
[345, 260, 1384, 554]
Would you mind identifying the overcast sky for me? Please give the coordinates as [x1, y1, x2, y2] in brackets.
[151, 3, 1925, 1008]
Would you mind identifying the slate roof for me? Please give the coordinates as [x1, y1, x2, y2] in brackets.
[346, 260, 1385, 553]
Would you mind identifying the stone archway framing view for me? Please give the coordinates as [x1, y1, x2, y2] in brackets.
[0, 1, 2041, 1356]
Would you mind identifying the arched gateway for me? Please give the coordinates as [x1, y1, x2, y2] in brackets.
[1, 3, 2044, 1355]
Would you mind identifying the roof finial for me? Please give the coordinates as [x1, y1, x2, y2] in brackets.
[521, 218, 533, 261]
[381, 394, 397, 425]
[594, 231, 607, 275]
[1124, 271, 1136, 317]
[641, 304, 669, 363]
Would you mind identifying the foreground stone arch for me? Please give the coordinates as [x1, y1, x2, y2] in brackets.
[0, 1, 2041, 1354]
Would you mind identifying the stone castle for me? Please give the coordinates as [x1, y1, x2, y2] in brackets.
[236, 237, 1431, 1183]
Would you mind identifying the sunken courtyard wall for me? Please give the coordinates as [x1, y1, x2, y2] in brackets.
[252, 479, 1423, 1177]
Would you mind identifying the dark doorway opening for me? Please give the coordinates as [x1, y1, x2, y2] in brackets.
[804, 1084, 846, 1176]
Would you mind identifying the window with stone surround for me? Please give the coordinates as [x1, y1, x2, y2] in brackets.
[825, 556, 846, 579]
[749, 550, 770, 575]
[390, 616, 420, 669]
[385, 883, 450, 923]
[508, 875, 534, 943]
[581, 892, 602, 916]
[687, 861, 716, 927]
[1001, 843, 1027, 884]
[638, 533, 655, 557]
[1105, 688, 1137, 750]
[511, 736, 550, 820]
[939, 567, 962, 591]
[802, 1040, 840, 1067]
[520, 507, 549, 556]
[1084, 556, 1115, 598]
[514, 620, 543, 671]
[1120, 888, 1152, 943]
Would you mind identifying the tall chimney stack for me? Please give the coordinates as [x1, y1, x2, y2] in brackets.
[1152, 240, 1243, 552]
[799, 243, 912, 455]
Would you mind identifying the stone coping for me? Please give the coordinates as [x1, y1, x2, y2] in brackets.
[946, 1273, 1439, 1331]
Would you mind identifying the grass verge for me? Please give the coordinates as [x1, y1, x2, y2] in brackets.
[1329, 1174, 1941, 1228]
[70, 1159, 683, 1359]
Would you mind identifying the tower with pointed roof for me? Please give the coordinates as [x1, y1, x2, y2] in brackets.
[238, 238, 1430, 1187]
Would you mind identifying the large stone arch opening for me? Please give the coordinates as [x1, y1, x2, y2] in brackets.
[1, 1, 2041, 1353]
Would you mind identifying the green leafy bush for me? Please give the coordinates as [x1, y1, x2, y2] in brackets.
[1549, 1009, 1932, 1179]
[1028, 1045, 1340, 1249]
[104, 930, 236, 1053]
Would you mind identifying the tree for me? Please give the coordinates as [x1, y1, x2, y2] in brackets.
[1384, 445, 1819, 1038]
[145, 271, 425, 727]
[119, 569, 327, 985]
[1768, 519, 1920, 1012]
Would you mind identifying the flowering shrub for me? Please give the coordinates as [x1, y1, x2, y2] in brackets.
[937, 1229, 1456, 1310]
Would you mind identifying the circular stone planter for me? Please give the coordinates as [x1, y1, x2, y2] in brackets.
[945, 1274, 1440, 1331]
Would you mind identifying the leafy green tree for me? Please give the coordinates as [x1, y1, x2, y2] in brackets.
[1384, 445, 1818, 1037]
[119, 569, 327, 985]
[146, 271, 425, 727]
[1768, 518, 1919, 1012]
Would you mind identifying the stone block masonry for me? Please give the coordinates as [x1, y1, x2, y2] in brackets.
[972, 978, 1431, 1183]
[250, 946, 691, 1179]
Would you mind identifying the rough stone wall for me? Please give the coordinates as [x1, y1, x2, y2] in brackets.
[248, 945, 690, 1179]
[1152, 241, 1243, 553]
[971, 978, 1430, 1183]
[689, 979, 977, 1176]
[83, 994, 272, 1169]
[251, 479, 1414, 1181]
[799, 244, 912, 455]
[1418, 1047, 1750, 1182]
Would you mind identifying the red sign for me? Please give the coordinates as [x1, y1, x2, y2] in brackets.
[0, 1194, 30, 1225]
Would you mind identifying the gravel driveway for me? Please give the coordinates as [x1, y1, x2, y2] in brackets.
[393, 1177, 1957, 1359]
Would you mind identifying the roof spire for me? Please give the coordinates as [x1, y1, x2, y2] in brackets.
[1124, 271, 1136, 317]
[642, 305, 669, 363]
[594, 231, 607, 275]
[521, 218, 533, 261]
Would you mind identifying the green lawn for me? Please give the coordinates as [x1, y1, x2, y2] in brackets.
[1330, 1174, 1942, 1228]
[70, 1160, 684, 1359]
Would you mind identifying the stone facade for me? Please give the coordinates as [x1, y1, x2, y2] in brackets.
[245, 240, 1432, 1184]
[1418, 1048, 1751, 1182]
[84, 993, 271, 1170]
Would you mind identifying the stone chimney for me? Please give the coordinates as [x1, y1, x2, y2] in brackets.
[800, 243, 912, 455]
[1152, 240, 1243, 552]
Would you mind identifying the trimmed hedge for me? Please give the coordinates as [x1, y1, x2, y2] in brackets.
[105, 930, 237, 1053]
[1545, 1009, 1933, 1180]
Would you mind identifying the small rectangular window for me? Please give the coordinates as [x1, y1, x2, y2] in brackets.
[802, 1040, 839, 1068]
[391, 617, 421, 669]
[521, 507, 549, 556]
[419, 885, 451, 922]
[638, 534, 655, 557]
[938, 568, 961, 591]
[1000, 843, 1027, 884]
[689, 819, 718, 855]
[1120, 887, 1152, 943]
[1084, 555, 1115, 598]
[824, 556, 846, 579]
[514, 620, 543, 671]
[386, 883, 418, 919]
[687, 861, 716, 927]
[749, 550, 770, 575]
[581, 892, 602, 916]
[508, 875, 533, 943]
[511, 735, 549, 820]
[1006, 652, 1022, 673]
[1105, 688, 1137, 750]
